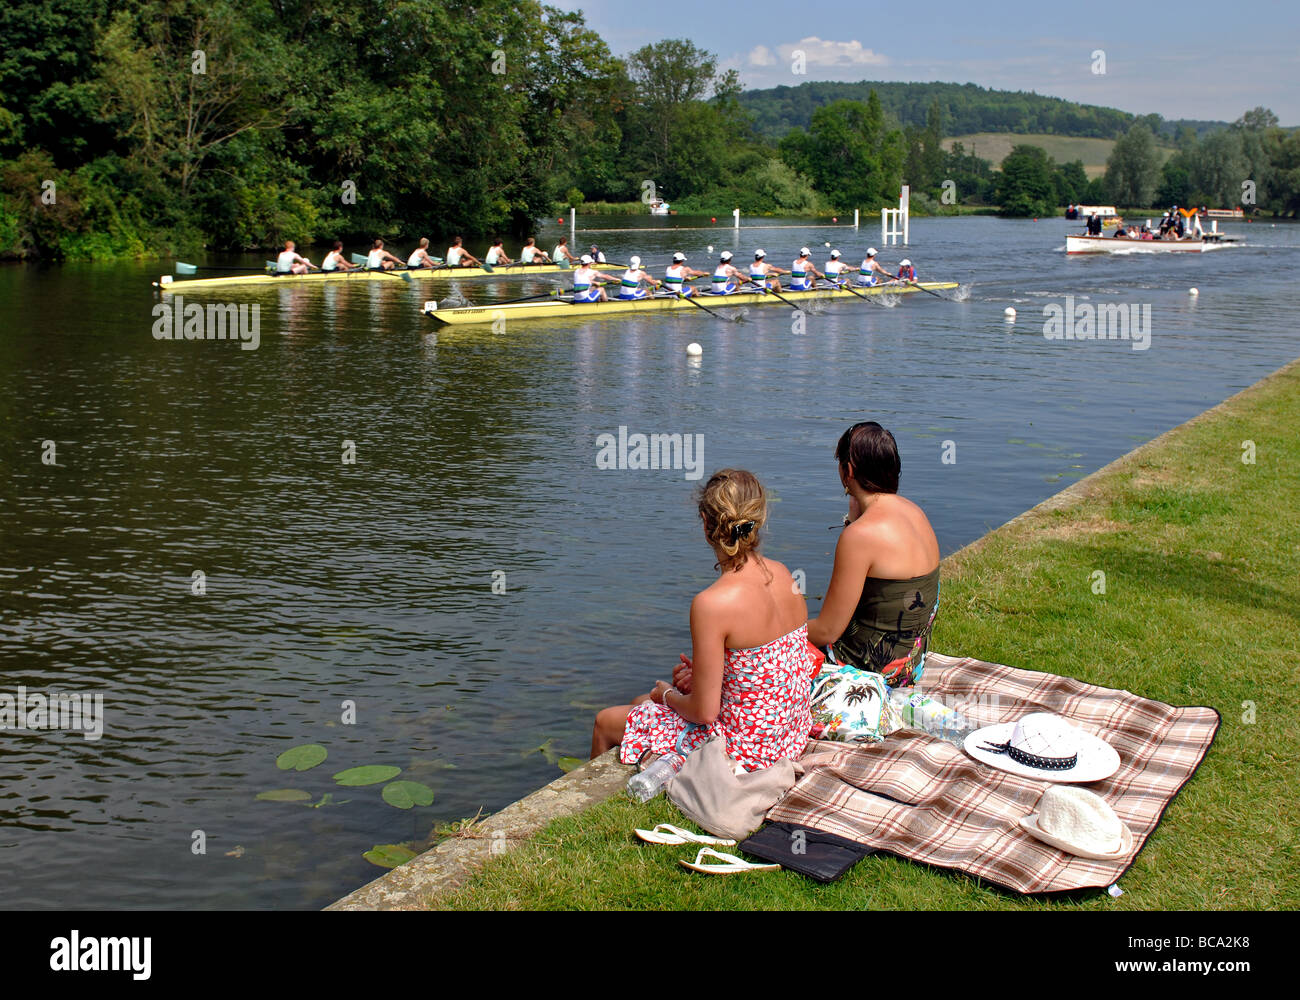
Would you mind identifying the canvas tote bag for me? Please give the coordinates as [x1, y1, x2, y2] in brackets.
[666, 737, 797, 841]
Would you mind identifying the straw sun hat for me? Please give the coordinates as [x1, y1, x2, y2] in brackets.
[1018, 785, 1135, 860]
[963, 712, 1120, 783]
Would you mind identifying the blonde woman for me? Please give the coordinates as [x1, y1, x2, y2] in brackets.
[592, 470, 812, 771]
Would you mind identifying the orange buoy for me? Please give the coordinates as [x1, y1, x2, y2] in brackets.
[832, 216, 838, 223]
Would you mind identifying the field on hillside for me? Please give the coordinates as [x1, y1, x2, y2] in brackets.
[945, 133, 1174, 178]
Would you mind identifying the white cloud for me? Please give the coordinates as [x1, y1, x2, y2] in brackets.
[747, 44, 776, 67]
[778, 37, 888, 68]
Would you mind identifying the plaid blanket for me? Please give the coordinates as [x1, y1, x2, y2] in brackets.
[767, 653, 1220, 894]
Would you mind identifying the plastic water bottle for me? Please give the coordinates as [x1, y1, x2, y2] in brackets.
[626, 752, 685, 802]
[888, 688, 974, 747]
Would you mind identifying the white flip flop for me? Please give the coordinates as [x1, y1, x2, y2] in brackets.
[634, 823, 736, 847]
[678, 847, 780, 874]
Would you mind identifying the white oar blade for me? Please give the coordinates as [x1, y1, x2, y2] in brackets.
[175, 262, 198, 275]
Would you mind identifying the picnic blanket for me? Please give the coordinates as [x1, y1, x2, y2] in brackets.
[767, 652, 1220, 894]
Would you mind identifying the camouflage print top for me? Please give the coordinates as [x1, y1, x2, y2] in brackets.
[832, 568, 940, 687]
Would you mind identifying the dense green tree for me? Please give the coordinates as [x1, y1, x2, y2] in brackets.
[1053, 160, 1089, 205]
[778, 94, 905, 210]
[995, 145, 1056, 215]
[1104, 123, 1160, 207]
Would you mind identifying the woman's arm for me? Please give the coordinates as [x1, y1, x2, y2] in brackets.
[663, 592, 725, 725]
[807, 525, 871, 648]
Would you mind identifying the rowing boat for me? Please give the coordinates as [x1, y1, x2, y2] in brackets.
[153, 261, 617, 292]
[422, 281, 959, 326]
[1065, 234, 1238, 255]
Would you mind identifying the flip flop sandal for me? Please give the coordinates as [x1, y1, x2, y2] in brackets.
[679, 847, 781, 874]
[634, 824, 737, 847]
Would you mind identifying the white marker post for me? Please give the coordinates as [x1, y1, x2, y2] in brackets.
[570, 208, 576, 245]
[854, 208, 860, 230]
[733, 208, 740, 230]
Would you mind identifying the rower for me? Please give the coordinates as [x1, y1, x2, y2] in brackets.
[855, 247, 892, 286]
[321, 241, 355, 272]
[663, 252, 707, 298]
[446, 236, 482, 268]
[617, 256, 661, 299]
[553, 237, 580, 265]
[484, 239, 514, 267]
[572, 254, 617, 302]
[896, 258, 917, 282]
[824, 249, 853, 287]
[276, 240, 312, 275]
[520, 238, 551, 265]
[367, 239, 402, 270]
[407, 238, 438, 269]
[789, 247, 824, 290]
[748, 249, 788, 292]
[708, 251, 746, 295]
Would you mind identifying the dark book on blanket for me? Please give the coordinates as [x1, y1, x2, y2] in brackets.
[739, 822, 876, 883]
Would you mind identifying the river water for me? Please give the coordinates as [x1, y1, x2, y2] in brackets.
[1, 216, 1296, 908]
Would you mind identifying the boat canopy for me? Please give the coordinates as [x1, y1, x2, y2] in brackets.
[1077, 205, 1119, 217]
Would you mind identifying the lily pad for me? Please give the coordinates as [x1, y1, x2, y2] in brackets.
[363, 844, 417, 869]
[256, 788, 312, 802]
[309, 793, 350, 809]
[276, 743, 327, 772]
[557, 757, 583, 773]
[381, 781, 436, 809]
[333, 765, 402, 787]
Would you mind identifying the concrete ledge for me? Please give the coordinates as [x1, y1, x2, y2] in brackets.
[326, 749, 632, 910]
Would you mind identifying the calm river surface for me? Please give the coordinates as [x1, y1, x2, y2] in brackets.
[1, 216, 1297, 908]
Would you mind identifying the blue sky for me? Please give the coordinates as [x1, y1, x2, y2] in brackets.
[552, 0, 1299, 124]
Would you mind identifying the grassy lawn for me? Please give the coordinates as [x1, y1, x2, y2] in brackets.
[944, 133, 1176, 178]
[434, 360, 1300, 910]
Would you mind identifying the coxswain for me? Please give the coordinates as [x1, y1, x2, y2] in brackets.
[896, 258, 917, 281]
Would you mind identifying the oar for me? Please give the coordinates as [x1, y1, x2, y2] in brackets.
[673, 288, 727, 319]
[901, 279, 947, 300]
[740, 276, 801, 310]
[493, 289, 565, 306]
[176, 262, 271, 274]
[347, 252, 412, 282]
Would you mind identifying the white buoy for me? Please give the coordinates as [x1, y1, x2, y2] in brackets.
[1189, 287, 1199, 296]
[686, 342, 703, 357]
[824, 241, 831, 247]
[1004, 307, 1016, 319]
[707, 245, 714, 253]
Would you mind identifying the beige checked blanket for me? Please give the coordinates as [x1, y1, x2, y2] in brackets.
[767, 653, 1220, 894]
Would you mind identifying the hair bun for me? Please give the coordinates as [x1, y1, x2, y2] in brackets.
[729, 520, 756, 542]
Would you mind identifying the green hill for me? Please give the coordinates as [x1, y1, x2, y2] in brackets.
[944, 133, 1175, 179]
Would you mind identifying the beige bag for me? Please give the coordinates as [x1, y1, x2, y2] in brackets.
[666, 737, 797, 841]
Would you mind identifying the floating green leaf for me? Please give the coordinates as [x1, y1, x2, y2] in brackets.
[256, 788, 312, 802]
[333, 765, 402, 786]
[557, 757, 583, 773]
[309, 793, 349, 809]
[364, 844, 417, 869]
[276, 743, 327, 772]
[381, 781, 436, 809]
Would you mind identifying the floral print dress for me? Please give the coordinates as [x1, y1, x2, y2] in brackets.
[619, 624, 813, 772]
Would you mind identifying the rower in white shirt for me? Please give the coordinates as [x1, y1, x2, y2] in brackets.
[824, 249, 853, 286]
[708, 251, 746, 295]
[552, 237, 580, 265]
[484, 239, 514, 267]
[445, 236, 482, 268]
[662, 252, 708, 298]
[366, 239, 402, 270]
[617, 256, 661, 299]
[276, 240, 313, 275]
[789, 247, 825, 291]
[572, 254, 618, 302]
[747, 249, 788, 292]
[321, 241, 355, 272]
[407, 238, 438, 270]
[520, 238, 551, 264]
[855, 247, 894, 286]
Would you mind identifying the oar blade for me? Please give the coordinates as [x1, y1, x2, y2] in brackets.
[175, 262, 198, 275]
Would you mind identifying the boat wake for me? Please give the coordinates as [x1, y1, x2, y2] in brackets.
[952, 284, 973, 302]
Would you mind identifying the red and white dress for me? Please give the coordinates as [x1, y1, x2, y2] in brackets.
[619, 624, 813, 772]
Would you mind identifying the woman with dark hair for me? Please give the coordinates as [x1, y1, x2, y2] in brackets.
[591, 469, 812, 769]
[807, 422, 941, 687]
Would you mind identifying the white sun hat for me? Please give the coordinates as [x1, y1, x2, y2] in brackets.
[963, 712, 1120, 783]
[799, 246, 811, 256]
[899, 258, 911, 266]
[1018, 785, 1135, 860]
[829, 249, 841, 257]
[866, 247, 878, 256]
[672, 251, 686, 261]
[754, 249, 766, 258]
[629, 255, 641, 267]
[580, 254, 593, 264]
[719, 250, 733, 260]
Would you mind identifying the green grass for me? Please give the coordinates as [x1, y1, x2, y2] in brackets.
[944, 133, 1176, 179]
[433, 360, 1300, 910]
